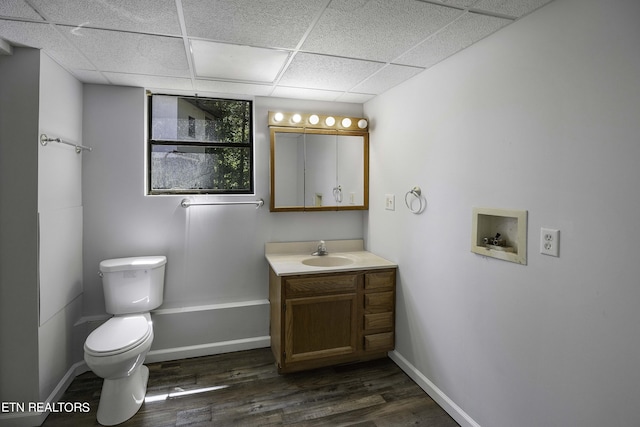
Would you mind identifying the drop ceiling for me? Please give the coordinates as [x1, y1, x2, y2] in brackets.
[0, 0, 554, 103]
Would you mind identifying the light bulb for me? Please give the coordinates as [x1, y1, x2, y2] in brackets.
[274, 112, 284, 122]
[292, 113, 302, 123]
[341, 118, 352, 128]
[325, 116, 335, 126]
[309, 114, 320, 125]
[357, 119, 368, 129]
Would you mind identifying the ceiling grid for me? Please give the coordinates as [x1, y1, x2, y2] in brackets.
[0, 0, 554, 102]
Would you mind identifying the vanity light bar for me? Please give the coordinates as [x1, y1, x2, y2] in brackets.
[268, 111, 368, 131]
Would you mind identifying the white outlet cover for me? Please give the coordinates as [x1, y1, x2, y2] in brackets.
[540, 227, 559, 257]
[385, 194, 395, 211]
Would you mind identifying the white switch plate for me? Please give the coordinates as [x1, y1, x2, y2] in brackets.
[540, 228, 559, 257]
[385, 194, 395, 211]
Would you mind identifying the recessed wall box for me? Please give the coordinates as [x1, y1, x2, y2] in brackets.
[471, 207, 527, 265]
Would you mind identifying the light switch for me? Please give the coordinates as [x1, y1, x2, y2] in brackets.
[385, 194, 395, 211]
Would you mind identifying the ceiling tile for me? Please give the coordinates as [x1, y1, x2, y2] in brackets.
[71, 69, 109, 84]
[395, 12, 511, 67]
[301, 0, 462, 62]
[28, 0, 181, 35]
[195, 79, 274, 97]
[0, 0, 558, 101]
[0, 20, 94, 69]
[278, 53, 383, 92]
[66, 27, 189, 77]
[103, 73, 193, 90]
[0, 1, 43, 20]
[182, 0, 328, 49]
[271, 86, 343, 102]
[191, 40, 289, 83]
[351, 64, 424, 94]
[472, 0, 554, 18]
[335, 92, 376, 104]
[430, 0, 481, 7]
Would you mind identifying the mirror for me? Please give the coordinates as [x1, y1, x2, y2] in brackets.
[269, 126, 369, 212]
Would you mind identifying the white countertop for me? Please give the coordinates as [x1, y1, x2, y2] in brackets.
[265, 239, 397, 276]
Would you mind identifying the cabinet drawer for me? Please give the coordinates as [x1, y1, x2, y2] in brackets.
[364, 270, 395, 291]
[285, 274, 358, 298]
[364, 332, 394, 351]
[364, 291, 394, 312]
[364, 312, 393, 331]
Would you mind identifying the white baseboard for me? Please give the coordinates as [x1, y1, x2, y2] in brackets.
[0, 410, 47, 427]
[3, 341, 473, 427]
[2, 299, 270, 426]
[0, 337, 270, 427]
[388, 350, 481, 427]
[146, 336, 271, 364]
[0, 361, 88, 427]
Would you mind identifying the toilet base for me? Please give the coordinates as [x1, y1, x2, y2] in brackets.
[96, 365, 149, 426]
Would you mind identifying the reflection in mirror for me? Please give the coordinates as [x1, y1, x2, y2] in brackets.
[337, 135, 365, 206]
[273, 132, 304, 207]
[270, 127, 368, 212]
[304, 132, 337, 207]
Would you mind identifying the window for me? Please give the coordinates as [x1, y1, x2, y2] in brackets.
[148, 94, 253, 194]
[187, 115, 195, 138]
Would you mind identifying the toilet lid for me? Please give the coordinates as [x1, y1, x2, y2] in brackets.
[85, 315, 151, 355]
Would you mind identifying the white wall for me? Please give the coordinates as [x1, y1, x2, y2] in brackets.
[0, 46, 41, 409]
[81, 87, 364, 358]
[37, 52, 84, 403]
[364, 0, 640, 426]
[0, 48, 84, 426]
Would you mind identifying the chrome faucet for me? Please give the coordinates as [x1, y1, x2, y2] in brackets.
[312, 240, 328, 256]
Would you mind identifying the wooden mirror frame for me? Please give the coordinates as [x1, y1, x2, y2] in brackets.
[269, 126, 369, 212]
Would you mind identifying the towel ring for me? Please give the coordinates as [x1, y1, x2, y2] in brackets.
[405, 186, 425, 214]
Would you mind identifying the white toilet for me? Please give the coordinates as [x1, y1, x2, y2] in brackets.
[84, 255, 167, 426]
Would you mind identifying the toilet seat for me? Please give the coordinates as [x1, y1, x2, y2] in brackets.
[85, 315, 152, 357]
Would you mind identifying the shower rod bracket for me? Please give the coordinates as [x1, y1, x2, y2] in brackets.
[40, 133, 92, 153]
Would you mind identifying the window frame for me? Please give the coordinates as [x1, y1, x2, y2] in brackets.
[147, 94, 255, 196]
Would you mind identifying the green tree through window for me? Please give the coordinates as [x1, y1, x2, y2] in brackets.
[148, 95, 253, 194]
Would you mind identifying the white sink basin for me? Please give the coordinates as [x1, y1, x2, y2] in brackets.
[301, 256, 354, 267]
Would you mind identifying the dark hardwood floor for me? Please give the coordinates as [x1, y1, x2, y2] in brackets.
[43, 348, 459, 426]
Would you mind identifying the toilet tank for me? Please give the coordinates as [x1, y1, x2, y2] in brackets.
[99, 256, 167, 315]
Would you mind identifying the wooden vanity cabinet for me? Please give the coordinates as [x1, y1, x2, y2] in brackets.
[269, 267, 396, 373]
[363, 270, 396, 352]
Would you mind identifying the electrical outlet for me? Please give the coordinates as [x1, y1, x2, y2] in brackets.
[385, 194, 395, 211]
[540, 228, 559, 257]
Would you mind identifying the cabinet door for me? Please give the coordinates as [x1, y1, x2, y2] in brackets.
[285, 293, 358, 363]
